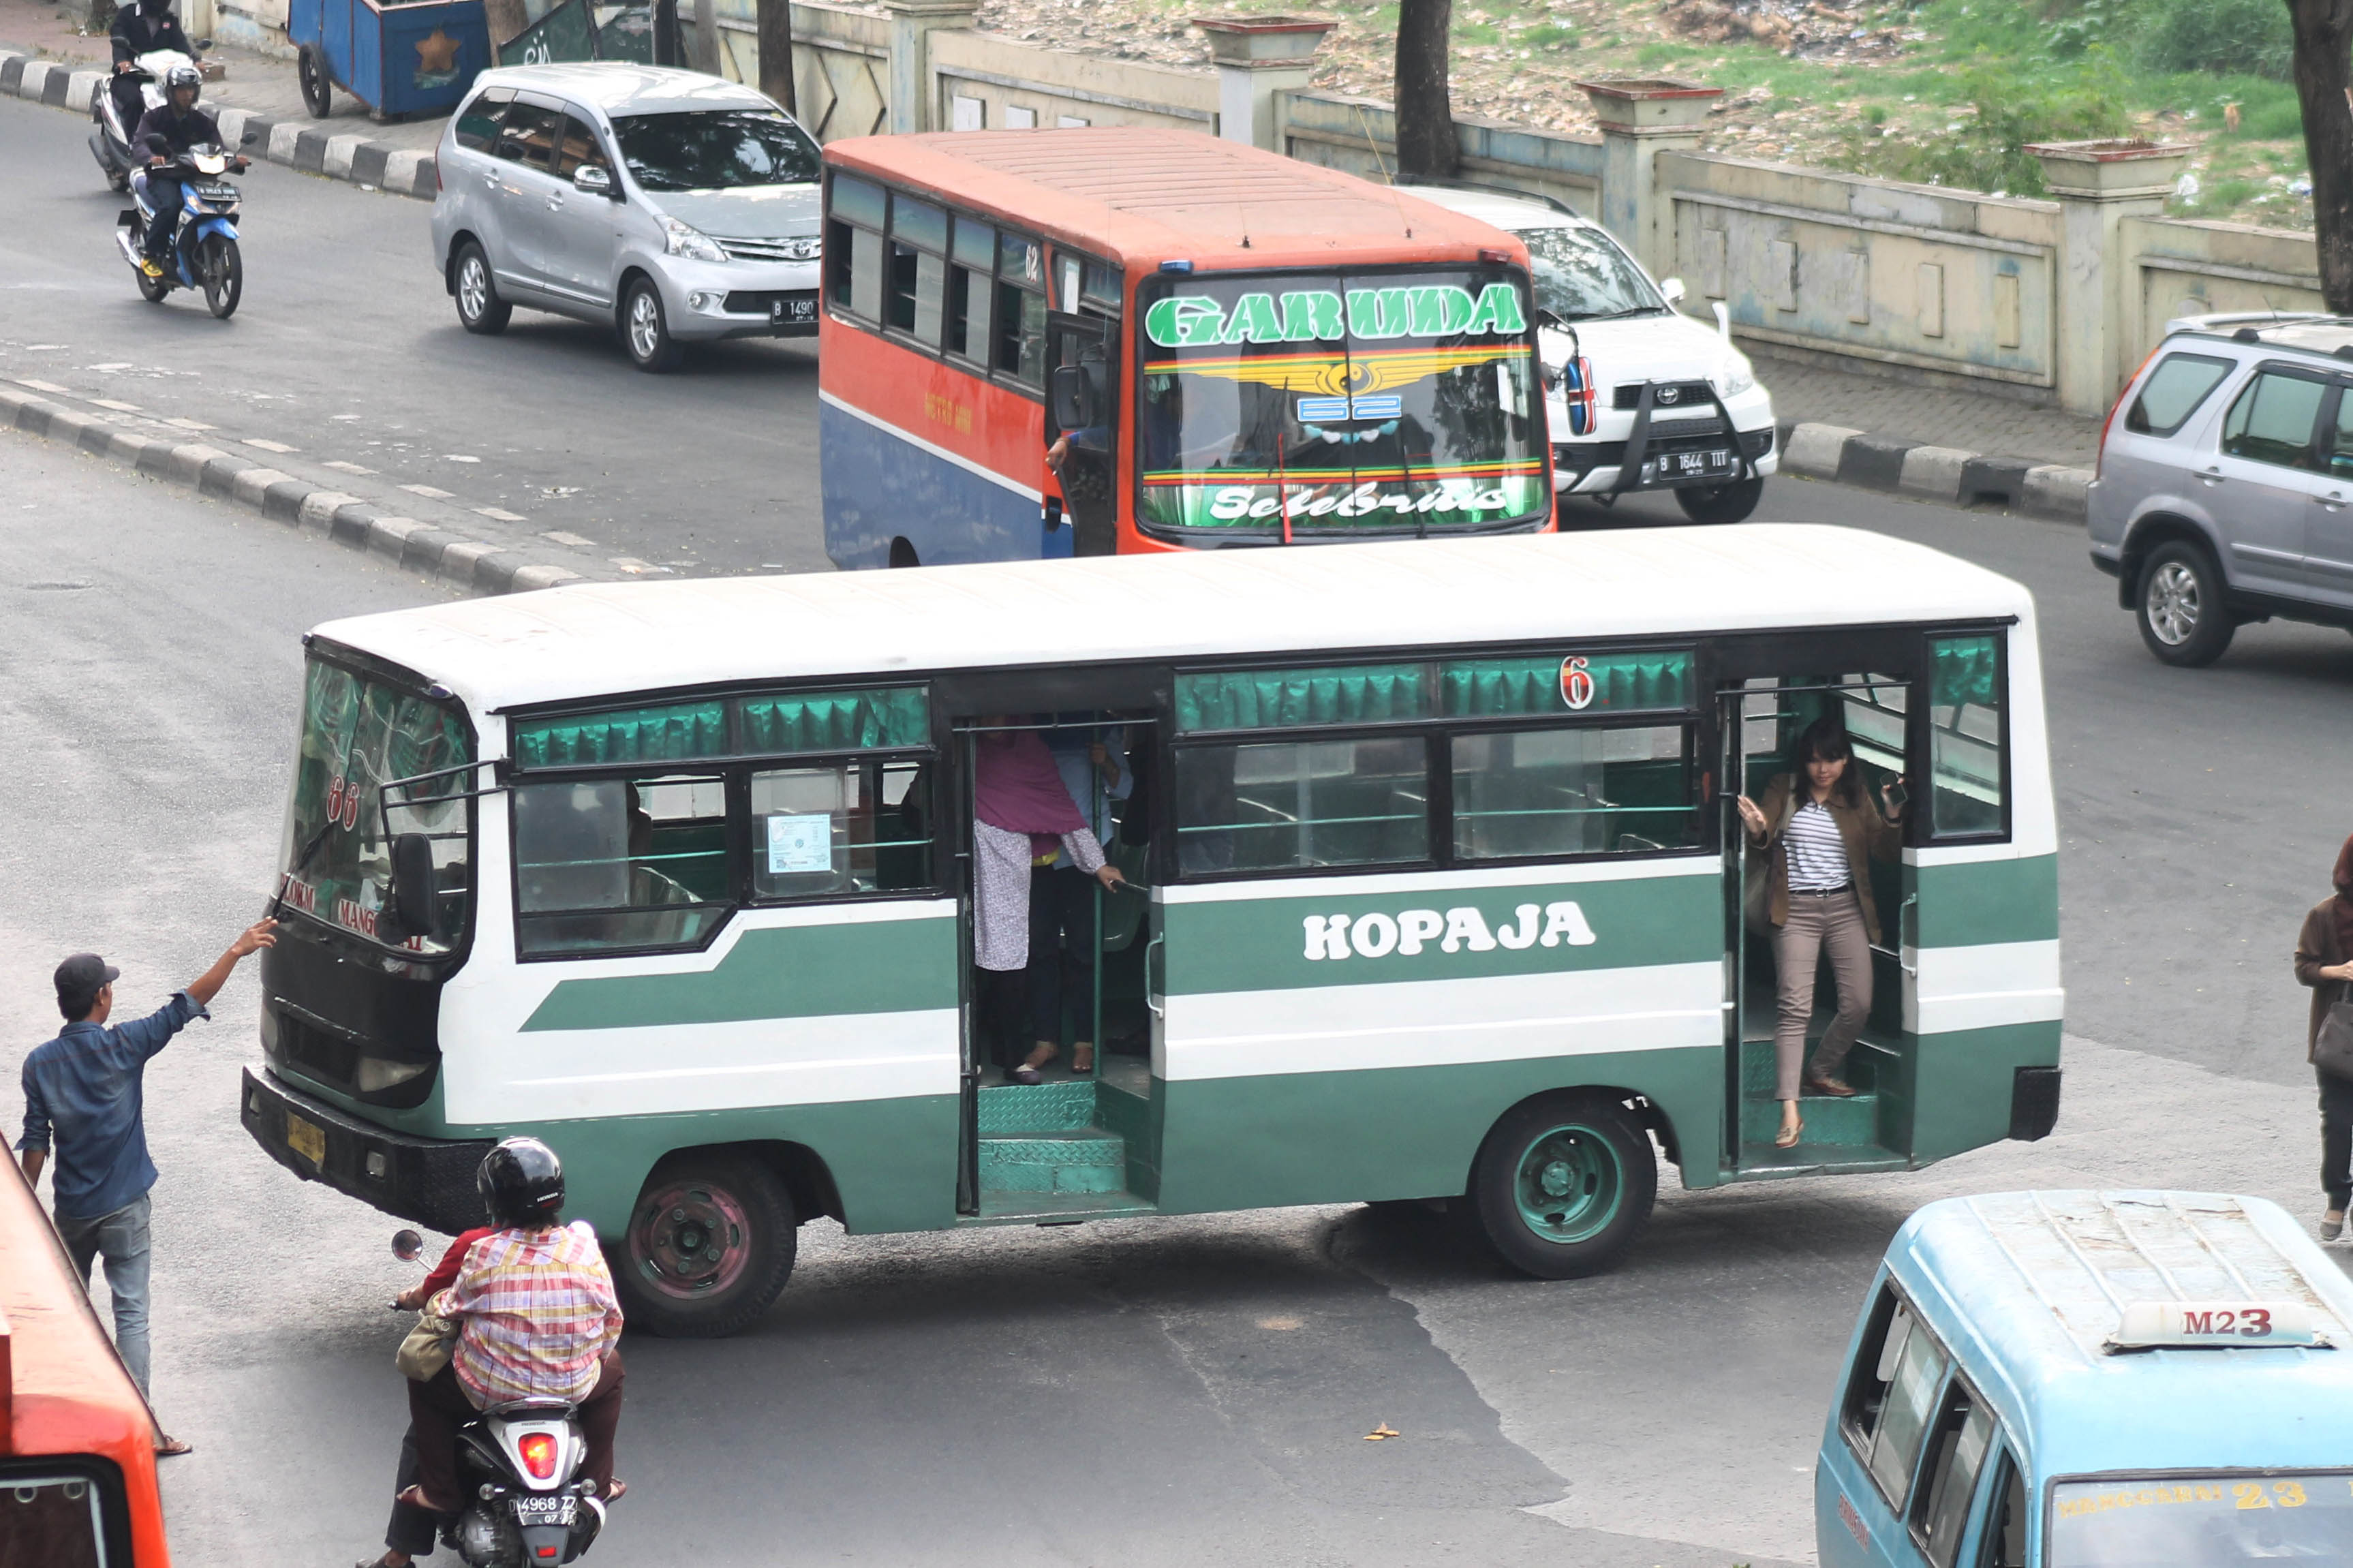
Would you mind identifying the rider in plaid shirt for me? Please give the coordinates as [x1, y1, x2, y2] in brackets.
[389, 1139, 628, 1533]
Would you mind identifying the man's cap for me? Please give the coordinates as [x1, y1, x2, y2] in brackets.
[55, 953, 121, 1004]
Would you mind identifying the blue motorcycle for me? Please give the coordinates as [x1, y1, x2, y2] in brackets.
[117, 143, 245, 319]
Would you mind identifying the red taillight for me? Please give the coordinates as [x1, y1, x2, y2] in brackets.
[517, 1431, 558, 1481]
[536, 1550, 557, 1560]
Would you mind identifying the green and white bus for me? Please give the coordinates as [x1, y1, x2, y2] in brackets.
[241, 524, 2063, 1336]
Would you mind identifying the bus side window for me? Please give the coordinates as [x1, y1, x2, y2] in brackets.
[948, 215, 996, 365]
[1910, 1381, 1995, 1568]
[513, 774, 730, 956]
[889, 195, 947, 344]
[750, 760, 933, 900]
[827, 173, 887, 323]
[1924, 634, 2004, 840]
[995, 232, 1047, 386]
[1977, 1450, 2026, 1568]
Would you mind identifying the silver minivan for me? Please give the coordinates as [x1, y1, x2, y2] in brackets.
[2089, 312, 2353, 664]
[431, 64, 822, 373]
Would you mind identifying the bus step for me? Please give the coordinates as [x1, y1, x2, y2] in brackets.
[979, 1128, 1128, 1195]
[1737, 1090, 1881, 1148]
[1730, 1143, 1911, 1180]
[978, 1080, 1096, 1133]
[959, 1188, 1160, 1226]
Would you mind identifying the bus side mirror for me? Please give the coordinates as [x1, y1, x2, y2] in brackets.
[1049, 365, 1094, 432]
[388, 831, 436, 939]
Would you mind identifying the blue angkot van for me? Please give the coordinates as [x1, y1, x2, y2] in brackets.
[1818, 1190, 2353, 1568]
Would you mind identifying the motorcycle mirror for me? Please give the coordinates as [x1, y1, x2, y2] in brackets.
[391, 1228, 425, 1262]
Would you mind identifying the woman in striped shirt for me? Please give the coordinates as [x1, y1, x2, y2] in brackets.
[1736, 719, 1904, 1150]
[393, 1137, 627, 1526]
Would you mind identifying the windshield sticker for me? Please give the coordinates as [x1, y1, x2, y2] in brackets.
[1297, 395, 1404, 422]
[765, 813, 833, 875]
[1144, 283, 1528, 348]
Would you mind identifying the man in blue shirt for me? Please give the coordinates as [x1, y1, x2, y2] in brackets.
[17, 918, 276, 1455]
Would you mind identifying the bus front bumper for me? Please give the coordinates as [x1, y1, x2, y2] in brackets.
[241, 1066, 496, 1235]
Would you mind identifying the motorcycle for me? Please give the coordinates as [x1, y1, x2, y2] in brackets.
[89, 46, 208, 194]
[117, 141, 248, 319]
[390, 1230, 608, 1568]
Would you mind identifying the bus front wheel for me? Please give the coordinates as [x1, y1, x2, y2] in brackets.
[1468, 1092, 1657, 1280]
[613, 1152, 797, 1337]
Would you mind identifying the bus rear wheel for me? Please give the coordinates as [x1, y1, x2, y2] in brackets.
[1468, 1092, 1656, 1280]
[613, 1152, 796, 1337]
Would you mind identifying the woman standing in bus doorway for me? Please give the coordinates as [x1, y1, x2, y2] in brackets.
[1736, 718, 1905, 1150]
[2293, 833, 2353, 1240]
[971, 718, 1127, 1084]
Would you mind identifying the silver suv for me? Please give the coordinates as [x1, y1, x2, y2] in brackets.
[432, 64, 823, 373]
[2089, 312, 2353, 664]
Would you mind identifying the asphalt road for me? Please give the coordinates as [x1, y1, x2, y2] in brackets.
[6, 89, 2353, 1565]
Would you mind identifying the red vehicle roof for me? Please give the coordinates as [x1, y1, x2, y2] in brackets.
[823, 127, 1527, 273]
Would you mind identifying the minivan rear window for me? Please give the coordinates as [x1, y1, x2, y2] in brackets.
[2125, 352, 2232, 437]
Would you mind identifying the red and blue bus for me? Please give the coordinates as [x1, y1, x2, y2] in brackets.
[818, 127, 1553, 568]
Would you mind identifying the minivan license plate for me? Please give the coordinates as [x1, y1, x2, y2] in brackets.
[513, 1494, 576, 1526]
[771, 294, 818, 328]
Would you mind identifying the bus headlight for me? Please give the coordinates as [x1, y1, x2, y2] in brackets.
[662, 215, 728, 263]
[356, 1056, 431, 1093]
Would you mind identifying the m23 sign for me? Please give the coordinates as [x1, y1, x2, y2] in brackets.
[1145, 284, 1528, 348]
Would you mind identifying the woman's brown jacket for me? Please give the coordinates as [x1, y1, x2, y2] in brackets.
[2294, 900, 2350, 1061]
[1750, 773, 1903, 944]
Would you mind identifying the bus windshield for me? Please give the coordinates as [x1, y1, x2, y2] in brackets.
[279, 657, 473, 955]
[1136, 266, 1547, 536]
[2049, 1473, 2353, 1567]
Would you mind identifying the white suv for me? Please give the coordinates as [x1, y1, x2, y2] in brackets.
[1401, 183, 1777, 523]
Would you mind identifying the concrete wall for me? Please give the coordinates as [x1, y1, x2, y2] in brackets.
[1278, 90, 1605, 218]
[1657, 151, 2063, 395]
[2123, 215, 2325, 363]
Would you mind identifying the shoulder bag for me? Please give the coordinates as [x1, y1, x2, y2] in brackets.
[395, 1309, 461, 1381]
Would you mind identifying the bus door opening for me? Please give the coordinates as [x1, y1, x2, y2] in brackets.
[951, 707, 1159, 1218]
[1718, 674, 1914, 1173]
[1046, 314, 1120, 557]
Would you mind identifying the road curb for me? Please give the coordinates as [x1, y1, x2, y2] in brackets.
[0, 44, 438, 201]
[0, 382, 585, 599]
[1773, 418, 2092, 523]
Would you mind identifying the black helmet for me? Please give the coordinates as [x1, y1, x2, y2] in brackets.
[477, 1136, 565, 1228]
[164, 63, 200, 104]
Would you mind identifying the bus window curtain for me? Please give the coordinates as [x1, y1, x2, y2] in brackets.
[1441, 650, 1693, 717]
[1927, 636, 1999, 709]
[512, 701, 728, 768]
[737, 686, 929, 754]
[1175, 664, 1430, 733]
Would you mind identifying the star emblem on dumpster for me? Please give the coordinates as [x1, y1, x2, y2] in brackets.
[415, 27, 461, 76]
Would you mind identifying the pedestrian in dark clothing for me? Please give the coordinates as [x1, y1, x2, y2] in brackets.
[2296, 834, 2353, 1240]
[16, 919, 277, 1455]
[107, 0, 196, 140]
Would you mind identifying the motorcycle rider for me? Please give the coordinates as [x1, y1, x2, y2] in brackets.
[390, 1138, 627, 1531]
[108, 0, 195, 142]
[129, 63, 244, 280]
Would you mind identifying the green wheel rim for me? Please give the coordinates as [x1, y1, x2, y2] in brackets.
[1511, 1122, 1625, 1244]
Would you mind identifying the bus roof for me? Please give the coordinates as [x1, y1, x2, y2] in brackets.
[1885, 1191, 2353, 1476]
[822, 127, 1520, 272]
[318, 524, 2033, 719]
